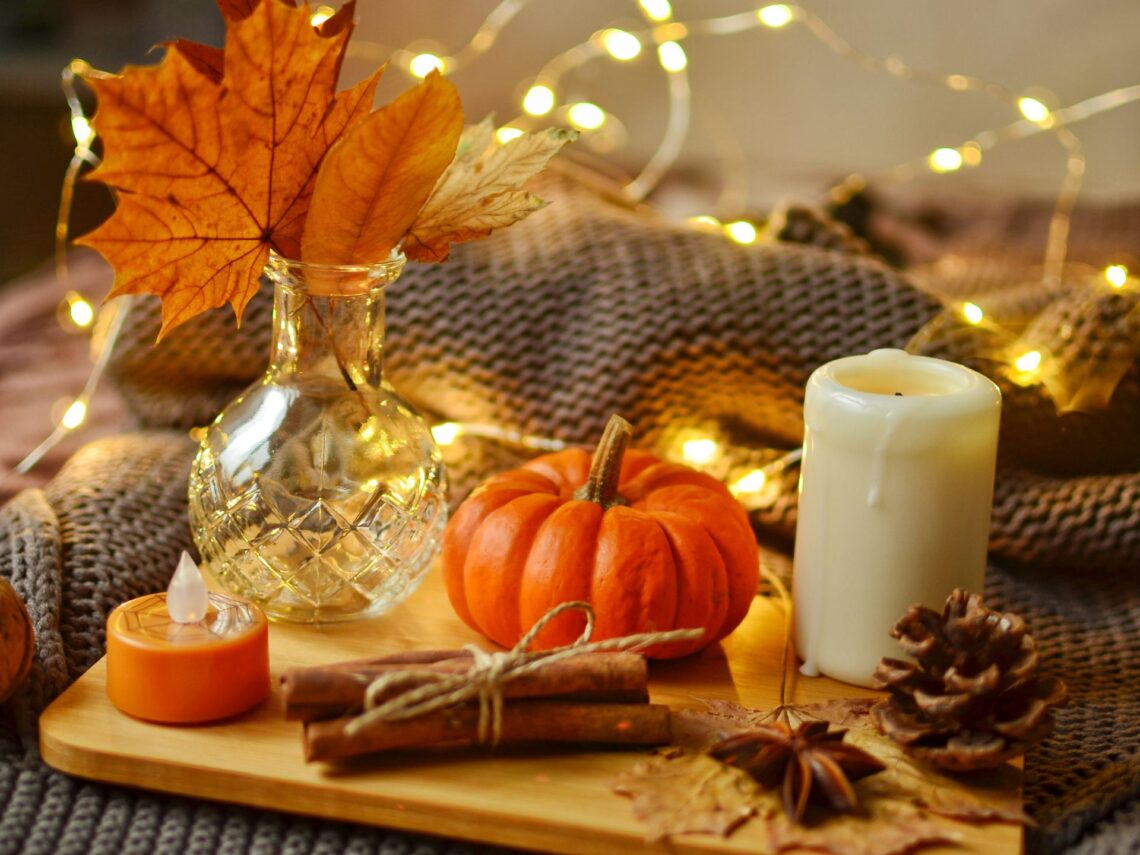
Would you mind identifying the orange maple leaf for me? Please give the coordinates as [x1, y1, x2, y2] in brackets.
[78, 0, 378, 337]
[301, 71, 464, 265]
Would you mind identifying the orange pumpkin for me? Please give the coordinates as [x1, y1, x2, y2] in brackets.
[443, 415, 760, 658]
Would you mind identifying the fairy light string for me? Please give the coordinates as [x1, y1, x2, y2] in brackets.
[3, 2, 1138, 491]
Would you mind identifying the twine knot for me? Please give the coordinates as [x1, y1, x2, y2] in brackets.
[345, 601, 703, 745]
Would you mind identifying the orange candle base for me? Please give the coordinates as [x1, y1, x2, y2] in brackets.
[106, 591, 270, 724]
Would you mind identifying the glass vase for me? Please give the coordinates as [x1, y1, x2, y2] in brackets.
[188, 252, 447, 622]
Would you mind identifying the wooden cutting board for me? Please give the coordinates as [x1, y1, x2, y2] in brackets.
[40, 569, 1021, 855]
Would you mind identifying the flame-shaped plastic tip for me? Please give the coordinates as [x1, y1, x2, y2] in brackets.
[168, 551, 209, 624]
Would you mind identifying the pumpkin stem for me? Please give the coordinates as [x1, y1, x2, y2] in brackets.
[577, 414, 634, 508]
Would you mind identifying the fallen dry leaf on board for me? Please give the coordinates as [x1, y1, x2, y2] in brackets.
[622, 696, 1026, 850]
[79, 0, 377, 336]
[613, 751, 761, 841]
[302, 71, 463, 266]
[403, 124, 578, 262]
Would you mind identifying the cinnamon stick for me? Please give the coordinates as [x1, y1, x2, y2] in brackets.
[282, 651, 649, 722]
[303, 700, 672, 762]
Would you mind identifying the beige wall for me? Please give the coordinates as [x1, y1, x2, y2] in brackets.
[347, 0, 1140, 207]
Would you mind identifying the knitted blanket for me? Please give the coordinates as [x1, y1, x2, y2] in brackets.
[1, 167, 1138, 853]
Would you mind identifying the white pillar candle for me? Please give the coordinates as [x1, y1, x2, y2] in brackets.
[793, 348, 1001, 687]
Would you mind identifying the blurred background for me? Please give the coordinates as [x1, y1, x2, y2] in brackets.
[1, 0, 1139, 286]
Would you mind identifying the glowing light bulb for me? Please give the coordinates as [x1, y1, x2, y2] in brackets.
[68, 295, 95, 328]
[681, 437, 719, 466]
[928, 148, 963, 174]
[60, 399, 87, 430]
[495, 126, 525, 144]
[962, 302, 984, 325]
[960, 142, 983, 167]
[757, 4, 795, 28]
[408, 53, 445, 78]
[1014, 350, 1042, 373]
[71, 115, 95, 148]
[730, 469, 768, 495]
[657, 41, 687, 72]
[1105, 264, 1128, 287]
[523, 85, 555, 116]
[309, 5, 335, 27]
[432, 422, 463, 446]
[167, 551, 209, 624]
[639, 0, 672, 21]
[1017, 96, 1052, 125]
[600, 29, 642, 61]
[567, 102, 606, 131]
[725, 220, 758, 244]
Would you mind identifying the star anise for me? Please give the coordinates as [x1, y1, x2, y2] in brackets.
[709, 720, 886, 823]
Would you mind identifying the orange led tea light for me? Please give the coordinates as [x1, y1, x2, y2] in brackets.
[106, 553, 270, 724]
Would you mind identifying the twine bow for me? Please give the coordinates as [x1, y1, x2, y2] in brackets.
[344, 601, 703, 744]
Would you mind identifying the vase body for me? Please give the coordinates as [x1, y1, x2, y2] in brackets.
[188, 253, 447, 622]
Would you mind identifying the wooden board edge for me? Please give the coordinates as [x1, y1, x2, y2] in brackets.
[39, 707, 684, 855]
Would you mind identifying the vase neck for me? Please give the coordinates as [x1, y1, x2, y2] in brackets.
[264, 253, 404, 389]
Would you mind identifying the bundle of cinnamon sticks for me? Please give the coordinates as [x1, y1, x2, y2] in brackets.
[282, 648, 672, 762]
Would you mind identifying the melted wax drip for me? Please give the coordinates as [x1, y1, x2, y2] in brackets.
[168, 551, 209, 623]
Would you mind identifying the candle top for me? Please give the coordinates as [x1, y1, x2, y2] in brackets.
[113, 591, 263, 648]
[805, 349, 1001, 446]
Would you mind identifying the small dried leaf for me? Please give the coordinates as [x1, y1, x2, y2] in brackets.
[763, 800, 961, 855]
[403, 125, 577, 262]
[302, 71, 463, 264]
[613, 752, 762, 841]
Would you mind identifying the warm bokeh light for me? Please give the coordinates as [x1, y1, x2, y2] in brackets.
[725, 220, 758, 244]
[71, 115, 95, 148]
[68, 295, 95, 328]
[928, 147, 964, 173]
[656, 40, 688, 72]
[1014, 350, 1042, 373]
[1017, 96, 1052, 125]
[431, 422, 463, 446]
[946, 74, 970, 91]
[61, 400, 87, 430]
[495, 126, 525, 144]
[522, 85, 556, 116]
[600, 29, 642, 61]
[730, 469, 768, 495]
[309, 5, 335, 27]
[962, 302, 984, 325]
[408, 53, 445, 78]
[757, 4, 795, 28]
[567, 102, 606, 130]
[1105, 264, 1128, 287]
[681, 437, 719, 466]
[638, 0, 673, 22]
[961, 142, 983, 167]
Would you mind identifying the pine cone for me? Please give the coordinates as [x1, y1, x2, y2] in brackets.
[870, 590, 1068, 772]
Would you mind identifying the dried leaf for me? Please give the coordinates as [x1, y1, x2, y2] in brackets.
[403, 125, 578, 262]
[301, 71, 463, 265]
[763, 800, 961, 855]
[613, 752, 761, 841]
[78, 0, 373, 336]
[166, 39, 223, 82]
